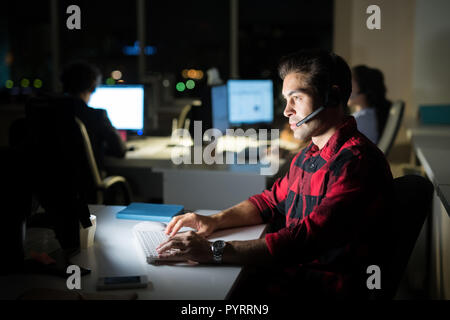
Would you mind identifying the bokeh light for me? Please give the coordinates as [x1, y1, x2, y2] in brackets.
[20, 78, 30, 88]
[176, 82, 186, 92]
[33, 79, 43, 88]
[187, 69, 197, 79]
[111, 70, 122, 80]
[186, 79, 195, 89]
[5, 80, 13, 89]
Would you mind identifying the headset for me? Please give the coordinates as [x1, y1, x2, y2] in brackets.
[296, 53, 342, 127]
[295, 86, 339, 127]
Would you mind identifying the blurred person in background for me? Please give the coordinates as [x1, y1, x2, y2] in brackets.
[348, 65, 391, 144]
[60, 61, 127, 171]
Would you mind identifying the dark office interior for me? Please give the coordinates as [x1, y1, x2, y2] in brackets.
[0, 0, 449, 304]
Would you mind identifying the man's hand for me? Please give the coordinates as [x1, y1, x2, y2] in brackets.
[156, 231, 213, 264]
[157, 202, 268, 265]
[165, 212, 217, 237]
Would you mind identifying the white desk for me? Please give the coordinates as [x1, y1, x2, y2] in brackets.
[409, 129, 450, 218]
[407, 125, 450, 299]
[0, 205, 266, 300]
[437, 184, 450, 215]
[105, 136, 293, 206]
[153, 161, 284, 210]
[411, 135, 450, 186]
[124, 136, 301, 160]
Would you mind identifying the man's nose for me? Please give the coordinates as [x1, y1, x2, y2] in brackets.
[283, 101, 295, 118]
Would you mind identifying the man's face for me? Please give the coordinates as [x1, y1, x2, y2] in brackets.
[80, 91, 92, 104]
[282, 72, 322, 140]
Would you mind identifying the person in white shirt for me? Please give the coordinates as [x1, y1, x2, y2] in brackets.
[348, 65, 391, 144]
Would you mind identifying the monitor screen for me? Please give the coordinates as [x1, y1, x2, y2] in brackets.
[227, 80, 273, 125]
[88, 85, 144, 131]
[211, 85, 229, 133]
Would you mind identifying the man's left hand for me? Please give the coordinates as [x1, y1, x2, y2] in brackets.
[156, 231, 213, 263]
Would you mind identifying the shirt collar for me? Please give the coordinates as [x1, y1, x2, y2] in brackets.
[306, 116, 358, 161]
[352, 108, 374, 117]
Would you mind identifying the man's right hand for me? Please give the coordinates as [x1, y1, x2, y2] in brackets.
[165, 212, 218, 238]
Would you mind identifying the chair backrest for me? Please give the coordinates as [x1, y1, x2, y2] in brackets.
[74, 117, 103, 188]
[379, 174, 433, 299]
[377, 100, 405, 157]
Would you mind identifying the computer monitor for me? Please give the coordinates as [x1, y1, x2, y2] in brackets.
[88, 85, 144, 131]
[227, 80, 273, 125]
[211, 84, 229, 133]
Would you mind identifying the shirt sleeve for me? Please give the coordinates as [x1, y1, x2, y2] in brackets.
[264, 148, 388, 262]
[248, 152, 301, 224]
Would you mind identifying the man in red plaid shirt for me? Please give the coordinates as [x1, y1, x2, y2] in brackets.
[158, 49, 394, 299]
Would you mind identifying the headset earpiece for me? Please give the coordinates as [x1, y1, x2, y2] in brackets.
[295, 85, 341, 127]
[327, 86, 340, 108]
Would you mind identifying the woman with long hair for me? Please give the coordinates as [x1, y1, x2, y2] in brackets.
[348, 65, 391, 144]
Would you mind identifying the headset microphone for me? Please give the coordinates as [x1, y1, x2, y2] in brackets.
[295, 87, 336, 127]
[295, 106, 325, 127]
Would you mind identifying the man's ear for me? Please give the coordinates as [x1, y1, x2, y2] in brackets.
[328, 85, 341, 108]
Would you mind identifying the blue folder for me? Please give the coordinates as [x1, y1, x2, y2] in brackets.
[116, 202, 184, 222]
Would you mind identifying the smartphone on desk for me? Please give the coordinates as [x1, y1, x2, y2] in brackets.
[96, 275, 148, 291]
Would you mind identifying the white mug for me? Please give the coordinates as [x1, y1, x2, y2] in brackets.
[79, 215, 96, 249]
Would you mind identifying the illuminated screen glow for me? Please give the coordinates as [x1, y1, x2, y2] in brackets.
[88, 85, 144, 130]
[211, 85, 229, 133]
[227, 80, 273, 125]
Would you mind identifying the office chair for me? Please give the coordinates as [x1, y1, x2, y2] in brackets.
[178, 100, 203, 130]
[373, 174, 433, 300]
[178, 104, 192, 130]
[26, 95, 131, 206]
[377, 100, 405, 157]
[74, 117, 131, 204]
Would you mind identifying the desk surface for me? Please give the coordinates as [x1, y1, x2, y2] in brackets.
[410, 129, 450, 186]
[119, 135, 297, 163]
[0, 205, 266, 300]
[437, 184, 450, 215]
[406, 125, 450, 139]
[107, 136, 288, 176]
[409, 125, 450, 217]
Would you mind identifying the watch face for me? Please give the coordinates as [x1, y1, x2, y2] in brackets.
[213, 240, 226, 250]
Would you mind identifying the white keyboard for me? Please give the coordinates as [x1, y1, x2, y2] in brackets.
[133, 224, 183, 264]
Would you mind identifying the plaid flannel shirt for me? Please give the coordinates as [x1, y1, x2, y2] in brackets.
[248, 116, 394, 296]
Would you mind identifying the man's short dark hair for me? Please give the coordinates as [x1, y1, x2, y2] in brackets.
[278, 49, 352, 107]
[60, 61, 101, 95]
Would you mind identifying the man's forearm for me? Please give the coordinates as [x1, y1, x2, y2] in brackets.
[222, 238, 273, 265]
[210, 201, 270, 266]
[212, 200, 263, 230]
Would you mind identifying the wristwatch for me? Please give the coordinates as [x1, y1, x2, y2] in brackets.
[211, 240, 226, 264]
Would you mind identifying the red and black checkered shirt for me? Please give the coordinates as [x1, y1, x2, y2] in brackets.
[248, 116, 394, 297]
